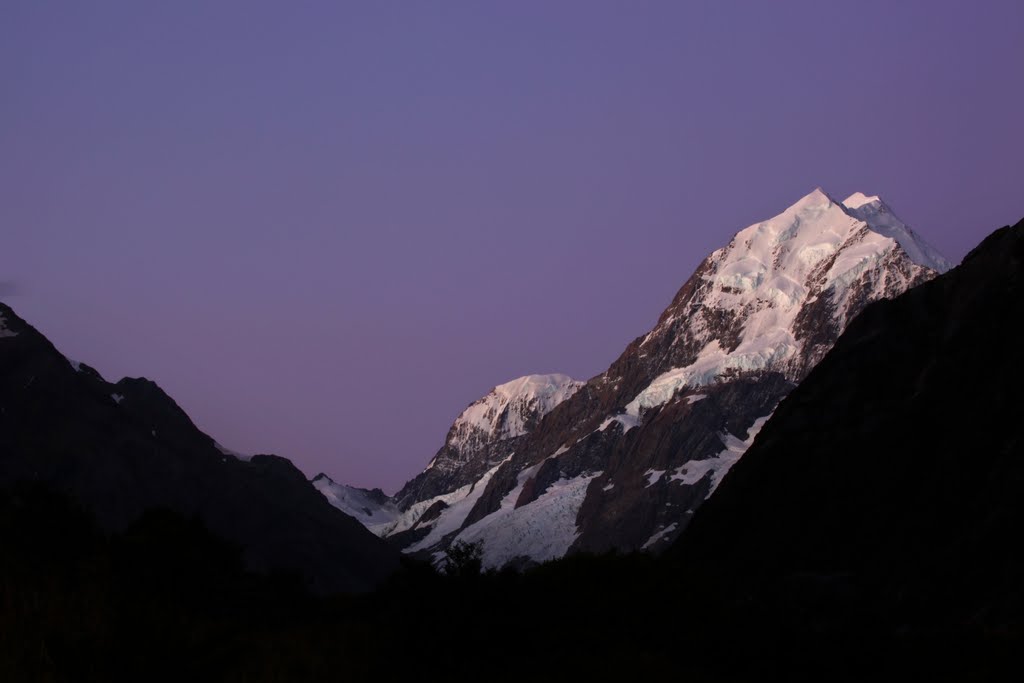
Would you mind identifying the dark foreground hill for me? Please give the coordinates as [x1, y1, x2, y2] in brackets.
[0, 302, 398, 595]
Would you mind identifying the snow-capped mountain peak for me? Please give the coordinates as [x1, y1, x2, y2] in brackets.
[320, 188, 951, 571]
[790, 186, 836, 209]
[451, 373, 583, 451]
[629, 189, 944, 414]
[426, 187, 949, 567]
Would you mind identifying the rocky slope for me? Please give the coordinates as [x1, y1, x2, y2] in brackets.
[0, 303, 399, 594]
[322, 188, 950, 568]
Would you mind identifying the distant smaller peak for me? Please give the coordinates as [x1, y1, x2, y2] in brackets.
[842, 192, 883, 210]
[312, 473, 333, 484]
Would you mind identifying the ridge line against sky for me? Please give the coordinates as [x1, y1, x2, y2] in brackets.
[2, 1, 1022, 491]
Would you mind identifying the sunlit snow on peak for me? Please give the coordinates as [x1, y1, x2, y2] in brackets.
[624, 188, 948, 420]
[841, 192, 951, 273]
[452, 373, 583, 448]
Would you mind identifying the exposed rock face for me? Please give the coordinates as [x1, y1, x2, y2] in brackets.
[320, 189, 949, 570]
[671, 217, 1024, 632]
[0, 303, 400, 594]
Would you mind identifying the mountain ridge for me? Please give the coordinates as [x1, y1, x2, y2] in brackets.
[320, 188, 951, 569]
[0, 302, 400, 593]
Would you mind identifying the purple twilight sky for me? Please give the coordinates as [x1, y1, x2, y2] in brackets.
[2, 1, 1022, 492]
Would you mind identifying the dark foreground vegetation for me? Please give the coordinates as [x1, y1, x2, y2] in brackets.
[2, 484, 1019, 683]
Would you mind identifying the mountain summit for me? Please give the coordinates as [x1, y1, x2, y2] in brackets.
[320, 189, 950, 568]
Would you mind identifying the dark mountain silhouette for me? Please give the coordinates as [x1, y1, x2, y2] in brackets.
[0, 302, 399, 594]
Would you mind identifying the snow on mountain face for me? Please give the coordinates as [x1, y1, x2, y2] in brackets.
[316, 374, 582, 549]
[446, 374, 583, 458]
[311, 474, 399, 534]
[390, 373, 582, 510]
[624, 188, 942, 419]
[425, 188, 949, 568]
[390, 458, 508, 553]
[450, 469, 602, 570]
[324, 189, 949, 571]
[841, 192, 952, 273]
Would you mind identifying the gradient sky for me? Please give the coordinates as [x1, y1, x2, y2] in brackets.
[2, 1, 1022, 492]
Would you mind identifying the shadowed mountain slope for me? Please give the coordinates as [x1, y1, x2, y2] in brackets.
[0, 302, 399, 594]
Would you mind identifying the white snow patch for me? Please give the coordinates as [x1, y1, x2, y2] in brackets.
[111, 393, 125, 404]
[382, 457, 512, 542]
[451, 471, 602, 570]
[626, 340, 762, 415]
[645, 469, 666, 487]
[599, 413, 640, 433]
[669, 414, 772, 494]
[641, 522, 678, 550]
[403, 461, 507, 553]
[313, 476, 400, 532]
[841, 191, 879, 209]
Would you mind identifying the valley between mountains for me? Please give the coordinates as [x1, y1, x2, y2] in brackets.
[5, 190, 1023, 680]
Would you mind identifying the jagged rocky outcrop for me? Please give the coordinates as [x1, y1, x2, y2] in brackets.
[0, 303, 400, 594]
[320, 189, 950, 570]
[671, 216, 1024, 635]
